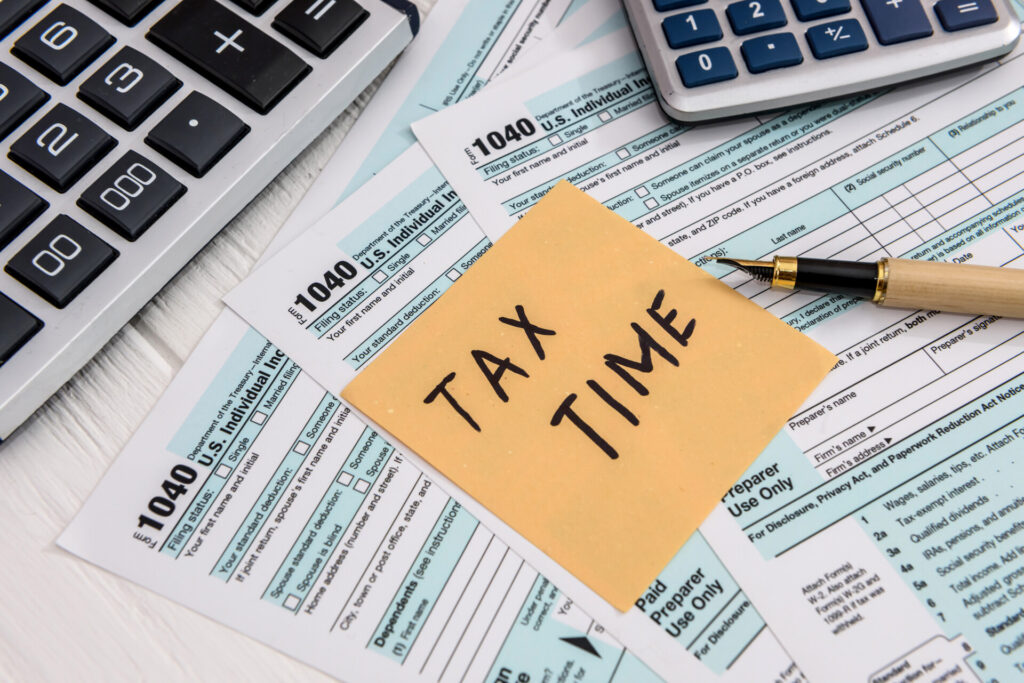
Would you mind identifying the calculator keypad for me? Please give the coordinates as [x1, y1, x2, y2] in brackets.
[651, 0, 1005, 97]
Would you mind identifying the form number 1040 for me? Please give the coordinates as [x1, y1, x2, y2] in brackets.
[469, 119, 537, 157]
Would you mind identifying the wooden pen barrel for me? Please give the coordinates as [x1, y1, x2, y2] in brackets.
[880, 258, 1024, 318]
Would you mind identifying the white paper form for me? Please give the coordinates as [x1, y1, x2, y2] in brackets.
[409, 29, 1024, 682]
[58, 6, 663, 682]
[278, 0, 623, 241]
[226, 142, 813, 681]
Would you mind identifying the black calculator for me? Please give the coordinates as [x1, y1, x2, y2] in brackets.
[623, 0, 1020, 121]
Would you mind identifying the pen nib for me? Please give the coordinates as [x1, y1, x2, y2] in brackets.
[711, 258, 774, 283]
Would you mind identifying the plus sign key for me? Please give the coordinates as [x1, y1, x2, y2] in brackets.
[861, 0, 933, 44]
[147, 0, 311, 114]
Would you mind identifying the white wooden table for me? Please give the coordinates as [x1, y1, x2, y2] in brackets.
[0, 4, 433, 676]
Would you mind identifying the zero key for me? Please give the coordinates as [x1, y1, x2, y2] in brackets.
[147, 0, 311, 114]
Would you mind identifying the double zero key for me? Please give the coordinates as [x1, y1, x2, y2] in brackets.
[148, 0, 310, 114]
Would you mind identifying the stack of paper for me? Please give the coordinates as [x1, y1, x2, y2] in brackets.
[62, 0, 1024, 681]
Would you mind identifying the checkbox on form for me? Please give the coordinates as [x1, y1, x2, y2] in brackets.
[417, 234, 431, 246]
[644, 198, 658, 209]
[599, 111, 611, 122]
[373, 271, 387, 283]
[354, 479, 370, 493]
[337, 471, 354, 486]
[251, 411, 268, 425]
[284, 594, 300, 610]
[616, 148, 630, 159]
[548, 134, 562, 144]
[635, 186, 649, 197]
[446, 269, 460, 281]
[215, 464, 231, 478]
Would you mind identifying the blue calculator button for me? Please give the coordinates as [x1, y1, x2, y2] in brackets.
[741, 32, 804, 72]
[676, 47, 739, 87]
[663, 10, 723, 48]
[861, 0, 933, 43]
[934, 0, 997, 30]
[654, 0, 708, 10]
[727, 0, 788, 34]
[791, 0, 851, 20]
[806, 18, 869, 57]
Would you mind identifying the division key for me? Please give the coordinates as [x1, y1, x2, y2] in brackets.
[147, 0, 311, 114]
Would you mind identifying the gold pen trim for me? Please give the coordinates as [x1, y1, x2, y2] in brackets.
[873, 258, 889, 303]
[773, 256, 798, 289]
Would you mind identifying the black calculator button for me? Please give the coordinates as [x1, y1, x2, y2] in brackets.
[12, 5, 115, 85]
[145, 92, 249, 177]
[87, 0, 164, 26]
[860, 0, 932, 43]
[806, 18, 869, 56]
[790, 0, 850, 20]
[727, 0, 788, 33]
[78, 151, 186, 240]
[0, 0, 46, 40]
[0, 62, 49, 140]
[663, 10, 723, 48]
[5, 214, 118, 308]
[9, 104, 117, 192]
[79, 47, 182, 130]
[934, 0, 997, 30]
[229, 0, 279, 16]
[0, 292, 42, 364]
[148, 0, 311, 113]
[0, 170, 48, 250]
[273, 0, 368, 58]
[654, 0, 707, 8]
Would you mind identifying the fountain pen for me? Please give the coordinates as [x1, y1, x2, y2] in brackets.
[713, 255, 1024, 318]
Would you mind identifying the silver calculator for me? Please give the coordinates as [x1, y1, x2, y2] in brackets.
[623, 0, 1021, 122]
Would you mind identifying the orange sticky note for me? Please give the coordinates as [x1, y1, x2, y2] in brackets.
[342, 181, 836, 610]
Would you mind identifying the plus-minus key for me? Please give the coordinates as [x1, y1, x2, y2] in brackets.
[148, 0, 311, 113]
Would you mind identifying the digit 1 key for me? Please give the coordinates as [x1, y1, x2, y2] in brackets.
[147, 0, 311, 114]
